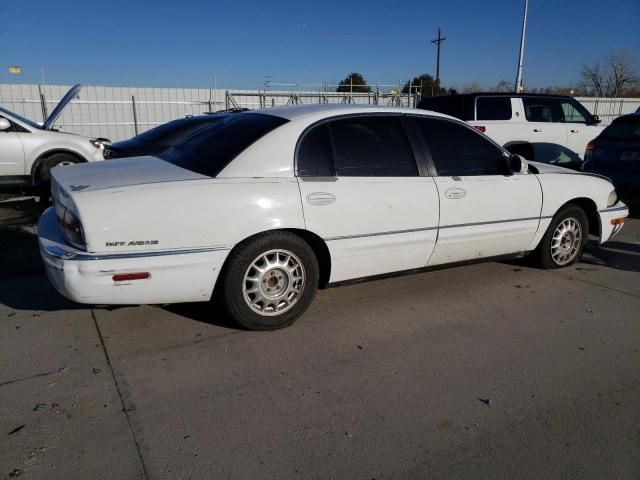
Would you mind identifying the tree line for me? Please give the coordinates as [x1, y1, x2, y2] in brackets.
[335, 50, 639, 98]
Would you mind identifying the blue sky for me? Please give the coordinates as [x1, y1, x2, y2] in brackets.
[0, 0, 638, 90]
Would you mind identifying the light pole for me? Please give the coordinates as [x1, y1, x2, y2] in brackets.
[514, 0, 529, 93]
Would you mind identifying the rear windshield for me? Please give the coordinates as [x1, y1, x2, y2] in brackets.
[417, 96, 474, 120]
[134, 116, 223, 145]
[160, 113, 288, 177]
[602, 116, 640, 140]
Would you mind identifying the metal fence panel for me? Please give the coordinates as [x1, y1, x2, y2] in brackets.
[1, 83, 638, 142]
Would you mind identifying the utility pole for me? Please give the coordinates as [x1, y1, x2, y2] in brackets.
[514, 0, 529, 93]
[431, 28, 446, 88]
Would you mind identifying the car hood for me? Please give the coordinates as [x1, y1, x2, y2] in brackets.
[43, 84, 83, 130]
[528, 161, 576, 174]
[51, 156, 208, 194]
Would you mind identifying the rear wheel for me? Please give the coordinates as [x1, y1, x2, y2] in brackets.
[218, 232, 319, 330]
[534, 204, 588, 269]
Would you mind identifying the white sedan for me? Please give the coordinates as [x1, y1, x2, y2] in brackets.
[38, 104, 629, 330]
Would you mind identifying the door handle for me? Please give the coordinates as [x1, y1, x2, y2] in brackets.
[533, 128, 542, 132]
[444, 187, 466, 200]
[306, 192, 336, 206]
[570, 129, 578, 133]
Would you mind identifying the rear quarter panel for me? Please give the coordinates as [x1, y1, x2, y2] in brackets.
[72, 178, 305, 253]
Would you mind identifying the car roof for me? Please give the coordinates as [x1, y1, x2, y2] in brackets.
[249, 103, 451, 121]
[420, 92, 575, 101]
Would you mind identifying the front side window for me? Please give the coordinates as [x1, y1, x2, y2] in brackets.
[560, 100, 589, 123]
[415, 118, 507, 176]
[523, 98, 564, 123]
[476, 97, 512, 120]
[329, 116, 418, 177]
[161, 113, 288, 177]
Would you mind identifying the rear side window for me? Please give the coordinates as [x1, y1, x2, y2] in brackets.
[330, 116, 418, 177]
[297, 124, 334, 176]
[602, 116, 640, 140]
[523, 98, 564, 122]
[162, 113, 288, 177]
[415, 118, 507, 176]
[134, 116, 224, 145]
[476, 97, 512, 120]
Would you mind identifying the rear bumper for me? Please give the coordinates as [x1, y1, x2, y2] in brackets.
[598, 202, 629, 244]
[38, 208, 230, 305]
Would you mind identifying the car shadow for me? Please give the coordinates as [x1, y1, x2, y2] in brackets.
[580, 240, 640, 273]
[161, 301, 241, 330]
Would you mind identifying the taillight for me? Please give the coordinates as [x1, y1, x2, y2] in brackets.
[53, 198, 86, 250]
[473, 126, 486, 133]
[584, 139, 596, 162]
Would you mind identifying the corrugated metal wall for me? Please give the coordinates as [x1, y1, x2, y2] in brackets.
[1, 83, 638, 142]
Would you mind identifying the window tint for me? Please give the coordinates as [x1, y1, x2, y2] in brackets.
[297, 124, 334, 176]
[523, 98, 564, 122]
[161, 113, 288, 177]
[135, 116, 224, 145]
[602, 115, 640, 140]
[415, 118, 507, 176]
[418, 96, 474, 120]
[328, 116, 418, 177]
[476, 97, 512, 120]
[560, 100, 589, 123]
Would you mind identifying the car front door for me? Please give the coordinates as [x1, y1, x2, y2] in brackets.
[412, 116, 543, 266]
[0, 116, 26, 176]
[521, 97, 574, 167]
[296, 114, 440, 283]
[561, 98, 603, 162]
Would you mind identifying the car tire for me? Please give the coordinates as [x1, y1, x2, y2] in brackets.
[218, 231, 319, 330]
[534, 204, 589, 269]
[35, 153, 80, 195]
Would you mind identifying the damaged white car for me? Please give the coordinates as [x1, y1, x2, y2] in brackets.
[38, 105, 628, 330]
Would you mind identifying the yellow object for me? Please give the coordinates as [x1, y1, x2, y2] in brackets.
[8, 66, 21, 74]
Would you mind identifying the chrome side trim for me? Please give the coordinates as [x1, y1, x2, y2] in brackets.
[324, 216, 548, 242]
[599, 205, 628, 213]
[440, 216, 549, 229]
[43, 245, 231, 261]
[325, 226, 437, 241]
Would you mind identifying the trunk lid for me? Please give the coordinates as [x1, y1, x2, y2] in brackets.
[51, 156, 209, 197]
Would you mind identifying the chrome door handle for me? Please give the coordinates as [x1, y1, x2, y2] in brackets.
[306, 192, 336, 206]
[533, 128, 542, 132]
[444, 187, 466, 200]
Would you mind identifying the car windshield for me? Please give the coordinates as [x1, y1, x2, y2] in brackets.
[602, 116, 640, 140]
[0, 106, 42, 130]
[160, 113, 288, 177]
[132, 116, 224, 145]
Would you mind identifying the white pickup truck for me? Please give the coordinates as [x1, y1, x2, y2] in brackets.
[418, 93, 603, 170]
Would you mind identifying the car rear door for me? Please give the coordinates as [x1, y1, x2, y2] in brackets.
[296, 114, 440, 283]
[411, 116, 543, 266]
[521, 97, 574, 167]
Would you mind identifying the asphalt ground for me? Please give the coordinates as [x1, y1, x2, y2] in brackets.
[1, 194, 639, 479]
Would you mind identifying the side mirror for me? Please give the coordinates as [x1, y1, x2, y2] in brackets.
[508, 154, 528, 174]
[0, 118, 11, 131]
[589, 115, 601, 126]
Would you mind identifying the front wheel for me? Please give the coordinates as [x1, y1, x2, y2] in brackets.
[534, 205, 588, 269]
[218, 232, 319, 330]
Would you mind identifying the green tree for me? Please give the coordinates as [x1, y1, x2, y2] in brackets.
[336, 72, 371, 93]
[402, 73, 446, 96]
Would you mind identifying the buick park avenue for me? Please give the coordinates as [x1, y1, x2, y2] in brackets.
[38, 105, 628, 330]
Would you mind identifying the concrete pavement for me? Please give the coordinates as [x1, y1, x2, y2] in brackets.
[1, 218, 639, 479]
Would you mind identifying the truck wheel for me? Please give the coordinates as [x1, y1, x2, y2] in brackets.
[218, 231, 319, 330]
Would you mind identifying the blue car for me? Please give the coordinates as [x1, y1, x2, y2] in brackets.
[582, 113, 640, 211]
